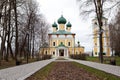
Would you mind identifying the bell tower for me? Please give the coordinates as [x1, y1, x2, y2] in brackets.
[92, 17, 111, 56]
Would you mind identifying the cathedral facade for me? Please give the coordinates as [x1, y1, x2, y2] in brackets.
[40, 15, 84, 57]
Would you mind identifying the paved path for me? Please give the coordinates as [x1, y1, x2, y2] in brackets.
[0, 58, 56, 80]
[67, 58, 120, 77]
[0, 57, 119, 80]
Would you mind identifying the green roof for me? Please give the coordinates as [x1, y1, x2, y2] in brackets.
[56, 42, 67, 48]
[49, 30, 75, 35]
[77, 41, 80, 44]
[59, 42, 65, 47]
[52, 22, 57, 27]
[58, 15, 67, 24]
[66, 21, 72, 27]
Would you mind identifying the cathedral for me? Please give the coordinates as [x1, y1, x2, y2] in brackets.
[92, 17, 111, 56]
[40, 15, 84, 57]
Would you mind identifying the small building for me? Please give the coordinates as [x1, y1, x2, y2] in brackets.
[40, 15, 84, 57]
[92, 17, 111, 56]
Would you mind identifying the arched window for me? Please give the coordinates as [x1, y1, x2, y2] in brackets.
[94, 22, 97, 25]
[95, 52, 97, 55]
[46, 51, 47, 55]
[53, 42, 55, 46]
[68, 42, 70, 46]
[53, 51, 55, 55]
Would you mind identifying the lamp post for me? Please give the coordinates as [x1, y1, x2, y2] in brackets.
[26, 32, 29, 63]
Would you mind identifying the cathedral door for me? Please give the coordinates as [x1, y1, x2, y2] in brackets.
[59, 49, 64, 56]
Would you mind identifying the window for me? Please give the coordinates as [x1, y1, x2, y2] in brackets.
[95, 52, 97, 55]
[53, 51, 55, 55]
[76, 52, 78, 54]
[95, 43, 97, 45]
[94, 22, 97, 25]
[53, 42, 55, 46]
[68, 42, 70, 46]
[45, 51, 47, 55]
[103, 52, 106, 55]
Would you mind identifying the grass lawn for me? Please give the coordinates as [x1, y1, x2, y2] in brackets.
[0, 58, 38, 70]
[86, 56, 99, 62]
[115, 56, 120, 66]
[72, 62, 120, 80]
[0, 60, 16, 69]
[86, 56, 120, 66]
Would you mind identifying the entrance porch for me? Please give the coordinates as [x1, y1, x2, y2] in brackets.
[55, 47, 68, 57]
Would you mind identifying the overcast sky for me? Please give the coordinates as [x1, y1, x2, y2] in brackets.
[36, 0, 93, 52]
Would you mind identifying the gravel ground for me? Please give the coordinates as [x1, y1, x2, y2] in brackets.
[44, 62, 100, 80]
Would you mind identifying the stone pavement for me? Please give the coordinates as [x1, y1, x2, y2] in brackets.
[0, 57, 119, 80]
[0, 58, 56, 80]
[67, 58, 120, 77]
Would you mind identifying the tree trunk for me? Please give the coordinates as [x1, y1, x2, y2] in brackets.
[94, 0, 103, 63]
[9, 42, 14, 59]
[6, 0, 12, 61]
[99, 31, 103, 63]
[14, 0, 19, 64]
[0, 4, 8, 65]
[20, 35, 27, 58]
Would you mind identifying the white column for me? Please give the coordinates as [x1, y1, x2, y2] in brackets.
[72, 48, 74, 54]
[57, 49, 59, 56]
[67, 49, 68, 57]
[56, 49, 57, 57]
[55, 50, 56, 57]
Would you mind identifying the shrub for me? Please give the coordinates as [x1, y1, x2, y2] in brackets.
[42, 54, 52, 60]
[70, 54, 86, 60]
[36, 54, 52, 61]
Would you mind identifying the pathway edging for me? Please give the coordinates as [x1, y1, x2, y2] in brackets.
[67, 58, 120, 77]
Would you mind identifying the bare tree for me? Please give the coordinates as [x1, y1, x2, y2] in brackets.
[18, 0, 40, 59]
[0, 0, 50, 65]
[77, 0, 120, 63]
[109, 10, 120, 56]
[0, 0, 10, 64]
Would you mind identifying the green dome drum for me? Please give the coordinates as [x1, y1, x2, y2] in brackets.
[58, 15, 67, 24]
[67, 21, 72, 27]
[52, 22, 57, 27]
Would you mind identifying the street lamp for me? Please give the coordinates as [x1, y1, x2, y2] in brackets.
[26, 32, 29, 63]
